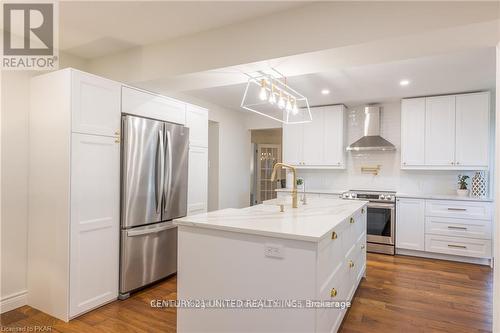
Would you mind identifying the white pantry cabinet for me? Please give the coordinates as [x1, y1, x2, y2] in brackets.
[185, 104, 209, 214]
[395, 198, 425, 251]
[28, 69, 121, 321]
[401, 92, 490, 170]
[283, 105, 345, 168]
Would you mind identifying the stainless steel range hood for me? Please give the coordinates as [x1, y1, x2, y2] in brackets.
[346, 106, 396, 151]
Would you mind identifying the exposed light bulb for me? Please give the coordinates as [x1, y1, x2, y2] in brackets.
[258, 79, 268, 101]
[269, 92, 276, 104]
[278, 92, 285, 109]
[292, 101, 299, 115]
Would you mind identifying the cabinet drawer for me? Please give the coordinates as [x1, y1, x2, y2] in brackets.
[345, 233, 366, 300]
[425, 200, 491, 220]
[425, 235, 491, 258]
[425, 216, 491, 240]
[317, 221, 348, 287]
[316, 262, 349, 333]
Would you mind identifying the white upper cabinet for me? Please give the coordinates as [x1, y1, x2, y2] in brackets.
[401, 92, 490, 170]
[401, 98, 425, 166]
[185, 104, 208, 147]
[425, 95, 456, 166]
[283, 122, 303, 166]
[122, 86, 186, 125]
[72, 70, 121, 137]
[396, 198, 425, 251]
[282, 105, 345, 168]
[302, 107, 325, 165]
[455, 92, 490, 168]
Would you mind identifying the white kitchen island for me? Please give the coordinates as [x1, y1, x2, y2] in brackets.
[174, 198, 367, 333]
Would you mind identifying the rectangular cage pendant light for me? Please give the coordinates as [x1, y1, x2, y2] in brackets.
[240, 72, 312, 124]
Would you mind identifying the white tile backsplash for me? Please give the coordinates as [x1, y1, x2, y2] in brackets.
[297, 102, 479, 195]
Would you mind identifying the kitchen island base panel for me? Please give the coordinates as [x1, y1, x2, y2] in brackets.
[176, 205, 366, 333]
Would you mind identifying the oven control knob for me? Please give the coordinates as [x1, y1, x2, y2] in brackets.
[380, 194, 386, 200]
[386, 195, 393, 201]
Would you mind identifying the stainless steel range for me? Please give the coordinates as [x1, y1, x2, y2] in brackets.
[341, 190, 396, 255]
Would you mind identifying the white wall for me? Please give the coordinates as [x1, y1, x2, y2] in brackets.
[168, 92, 251, 209]
[296, 101, 490, 195]
[0, 54, 87, 312]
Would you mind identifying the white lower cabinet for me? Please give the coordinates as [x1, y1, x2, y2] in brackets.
[396, 198, 425, 251]
[187, 146, 208, 215]
[396, 197, 492, 263]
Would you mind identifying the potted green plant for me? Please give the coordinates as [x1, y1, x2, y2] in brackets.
[457, 175, 470, 197]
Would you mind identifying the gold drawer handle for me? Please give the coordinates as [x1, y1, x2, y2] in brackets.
[348, 260, 355, 268]
[448, 244, 467, 249]
[330, 288, 337, 297]
[115, 130, 120, 136]
[331, 231, 338, 240]
[350, 217, 355, 224]
[115, 139, 120, 143]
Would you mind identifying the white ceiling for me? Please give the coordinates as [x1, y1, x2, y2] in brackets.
[60, 1, 306, 59]
[184, 48, 496, 109]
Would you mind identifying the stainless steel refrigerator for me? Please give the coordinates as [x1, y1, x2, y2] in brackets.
[119, 114, 189, 298]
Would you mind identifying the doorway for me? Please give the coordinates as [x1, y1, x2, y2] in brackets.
[249, 128, 282, 205]
[208, 121, 219, 212]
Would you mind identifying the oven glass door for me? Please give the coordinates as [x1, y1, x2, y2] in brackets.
[367, 204, 394, 245]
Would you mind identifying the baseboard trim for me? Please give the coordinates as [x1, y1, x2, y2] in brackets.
[0, 290, 28, 314]
[396, 248, 492, 266]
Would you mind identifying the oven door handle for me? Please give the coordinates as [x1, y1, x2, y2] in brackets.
[367, 202, 395, 209]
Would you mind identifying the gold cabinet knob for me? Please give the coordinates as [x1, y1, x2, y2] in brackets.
[348, 260, 355, 268]
[115, 130, 120, 136]
[115, 139, 120, 143]
[331, 231, 337, 240]
[330, 288, 337, 297]
[361, 244, 365, 250]
[350, 217, 355, 224]
[361, 208, 365, 214]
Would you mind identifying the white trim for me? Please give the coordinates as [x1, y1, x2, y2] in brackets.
[0, 290, 27, 314]
[396, 248, 491, 266]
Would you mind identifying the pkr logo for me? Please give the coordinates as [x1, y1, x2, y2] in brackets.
[3, 3, 54, 56]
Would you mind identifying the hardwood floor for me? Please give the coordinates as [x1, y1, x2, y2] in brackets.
[1, 254, 492, 332]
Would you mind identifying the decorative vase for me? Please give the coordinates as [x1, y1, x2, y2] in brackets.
[456, 189, 469, 197]
[471, 171, 488, 198]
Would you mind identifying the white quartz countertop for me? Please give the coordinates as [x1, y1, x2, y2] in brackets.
[275, 188, 346, 195]
[174, 198, 367, 242]
[396, 192, 493, 202]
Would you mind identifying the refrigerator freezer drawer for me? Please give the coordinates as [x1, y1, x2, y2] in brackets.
[120, 222, 177, 294]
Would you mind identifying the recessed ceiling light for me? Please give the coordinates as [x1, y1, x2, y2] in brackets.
[399, 80, 410, 86]
[321, 89, 330, 95]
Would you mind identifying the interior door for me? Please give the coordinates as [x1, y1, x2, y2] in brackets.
[162, 123, 189, 220]
[121, 115, 164, 228]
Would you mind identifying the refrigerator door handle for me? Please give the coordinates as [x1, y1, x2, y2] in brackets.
[126, 223, 176, 237]
[163, 130, 173, 211]
[155, 130, 165, 214]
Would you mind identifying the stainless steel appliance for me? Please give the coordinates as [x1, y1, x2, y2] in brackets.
[119, 114, 189, 298]
[346, 106, 396, 151]
[341, 190, 396, 255]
